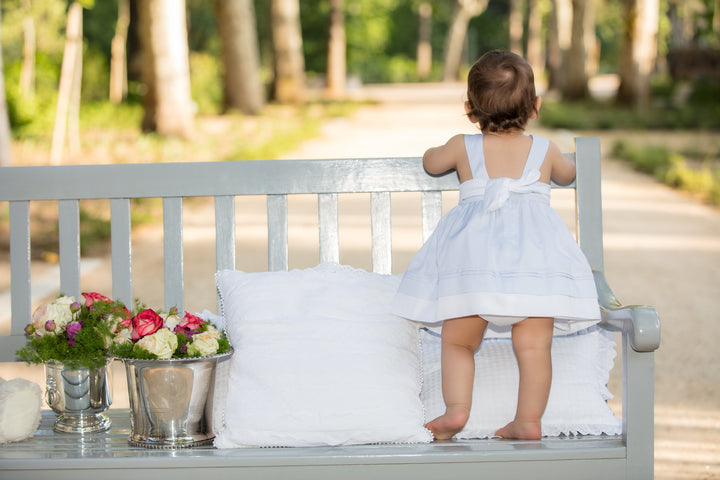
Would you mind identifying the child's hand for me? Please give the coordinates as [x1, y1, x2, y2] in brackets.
[423, 134, 468, 176]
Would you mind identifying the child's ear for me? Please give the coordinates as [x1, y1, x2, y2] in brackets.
[464, 100, 479, 123]
[529, 96, 542, 119]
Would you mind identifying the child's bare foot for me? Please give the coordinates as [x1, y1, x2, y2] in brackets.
[494, 420, 542, 440]
[425, 407, 470, 441]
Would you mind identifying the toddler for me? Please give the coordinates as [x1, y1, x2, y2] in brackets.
[393, 50, 600, 440]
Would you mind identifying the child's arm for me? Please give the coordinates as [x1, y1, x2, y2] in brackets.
[548, 141, 576, 185]
[423, 134, 467, 175]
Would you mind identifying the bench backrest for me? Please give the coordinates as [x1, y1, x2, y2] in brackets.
[0, 137, 602, 361]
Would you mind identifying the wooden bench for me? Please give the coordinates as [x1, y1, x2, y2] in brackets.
[0, 137, 660, 479]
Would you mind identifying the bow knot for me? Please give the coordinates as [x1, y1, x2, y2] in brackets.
[483, 170, 542, 212]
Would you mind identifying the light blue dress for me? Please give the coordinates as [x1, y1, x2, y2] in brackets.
[393, 134, 600, 331]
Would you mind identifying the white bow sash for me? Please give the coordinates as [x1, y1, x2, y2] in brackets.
[482, 170, 548, 212]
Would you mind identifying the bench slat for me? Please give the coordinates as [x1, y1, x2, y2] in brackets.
[110, 198, 133, 307]
[318, 193, 339, 264]
[371, 192, 392, 274]
[267, 194, 288, 271]
[163, 198, 184, 312]
[58, 199, 81, 299]
[214, 196, 236, 272]
[9, 201, 31, 336]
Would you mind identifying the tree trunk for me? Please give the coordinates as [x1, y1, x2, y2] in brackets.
[325, 0, 346, 98]
[617, 0, 659, 109]
[50, 2, 83, 165]
[443, 0, 489, 82]
[110, 0, 129, 104]
[271, 0, 306, 103]
[509, 0, 523, 55]
[546, 0, 572, 93]
[526, 0, 544, 81]
[417, 2, 432, 80]
[215, 0, 265, 114]
[563, 0, 590, 100]
[138, 0, 194, 138]
[0, 7, 13, 166]
[20, 0, 35, 97]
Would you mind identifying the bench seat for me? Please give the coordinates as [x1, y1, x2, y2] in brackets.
[0, 410, 627, 480]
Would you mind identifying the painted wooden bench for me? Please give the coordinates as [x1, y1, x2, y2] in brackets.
[0, 137, 660, 479]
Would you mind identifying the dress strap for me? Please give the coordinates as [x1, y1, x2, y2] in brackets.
[463, 134, 488, 180]
[522, 135, 550, 175]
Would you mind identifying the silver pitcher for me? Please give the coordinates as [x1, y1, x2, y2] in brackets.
[121, 350, 232, 448]
[44, 359, 113, 433]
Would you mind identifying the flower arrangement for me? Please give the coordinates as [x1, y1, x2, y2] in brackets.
[110, 306, 230, 360]
[16, 292, 131, 369]
[17, 292, 230, 367]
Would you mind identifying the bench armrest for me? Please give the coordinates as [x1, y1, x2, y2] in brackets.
[594, 271, 661, 353]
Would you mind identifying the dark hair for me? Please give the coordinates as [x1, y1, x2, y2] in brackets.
[466, 50, 538, 133]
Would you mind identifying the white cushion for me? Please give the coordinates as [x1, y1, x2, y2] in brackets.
[420, 326, 622, 438]
[214, 263, 432, 448]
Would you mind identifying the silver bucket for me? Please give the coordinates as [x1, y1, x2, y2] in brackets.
[121, 350, 232, 448]
[44, 359, 113, 433]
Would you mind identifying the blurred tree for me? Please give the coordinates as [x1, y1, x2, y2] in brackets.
[617, 0, 659, 108]
[215, 0, 264, 114]
[417, 2, 432, 79]
[0, 6, 12, 166]
[564, 0, 592, 99]
[547, 0, 572, 92]
[109, 0, 129, 103]
[19, 0, 34, 97]
[50, 1, 83, 165]
[271, 0, 305, 103]
[137, 0, 194, 137]
[526, 0, 544, 79]
[443, 0, 490, 81]
[325, 0, 346, 98]
[509, 0, 523, 54]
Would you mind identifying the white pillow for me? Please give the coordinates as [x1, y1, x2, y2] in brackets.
[214, 263, 432, 448]
[421, 326, 622, 438]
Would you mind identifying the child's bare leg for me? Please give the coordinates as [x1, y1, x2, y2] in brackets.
[426, 315, 487, 440]
[495, 317, 553, 440]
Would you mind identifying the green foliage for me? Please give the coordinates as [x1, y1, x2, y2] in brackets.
[613, 140, 720, 205]
[540, 95, 720, 130]
[612, 141, 672, 176]
[189, 52, 222, 115]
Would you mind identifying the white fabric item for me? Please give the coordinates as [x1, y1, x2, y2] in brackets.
[393, 134, 601, 330]
[214, 263, 433, 448]
[0, 378, 43, 444]
[420, 326, 622, 438]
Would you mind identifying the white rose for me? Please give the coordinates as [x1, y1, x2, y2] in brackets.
[113, 328, 132, 345]
[162, 313, 182, 332]
[31, 297, 75, 335]
[30, 304, 52, 335]
[136, 328, 178, 359]
[188, 331, 219, 357]
[49, 296, 76, 330]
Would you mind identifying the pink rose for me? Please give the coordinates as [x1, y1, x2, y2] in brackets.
[175, 312, 206, 335]
[82, 292, 112, 307]
[131, 309, 163, 341]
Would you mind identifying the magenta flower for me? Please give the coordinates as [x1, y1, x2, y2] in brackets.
[45, 320, 56, 332]
[24, 324, 35, 335]
[66, 322, 82, 346]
